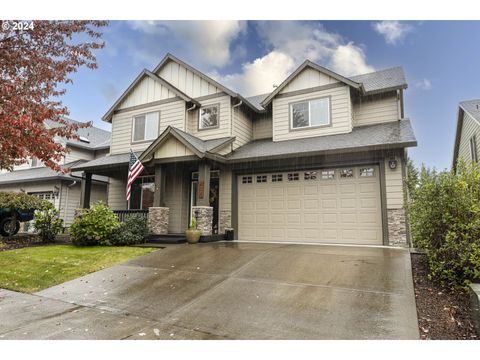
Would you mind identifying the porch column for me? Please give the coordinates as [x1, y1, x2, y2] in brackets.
[193, 161, 213, 235]
[153, 164, 166, 207]
[81, 172, 92, 208]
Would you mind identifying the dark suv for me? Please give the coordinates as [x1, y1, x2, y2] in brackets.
[0, 208, 35, 236]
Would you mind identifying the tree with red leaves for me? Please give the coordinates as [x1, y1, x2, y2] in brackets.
[0, 20, 107, 171]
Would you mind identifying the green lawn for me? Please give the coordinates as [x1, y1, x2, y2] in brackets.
[0, 245, 156, 293]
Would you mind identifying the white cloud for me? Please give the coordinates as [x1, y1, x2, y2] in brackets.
[212, 21, 375, 96]
[373, 21, 413, 45]
[127, 20, 246, 67]
[415, 78, 432, 90]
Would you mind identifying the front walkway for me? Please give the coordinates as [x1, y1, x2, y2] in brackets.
[0, 242, 419, 339]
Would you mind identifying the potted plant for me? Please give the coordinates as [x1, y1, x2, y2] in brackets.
[185, 216, 201, 244]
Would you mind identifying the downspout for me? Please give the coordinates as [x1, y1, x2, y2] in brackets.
[64, 180, 77, 228]
[186, 103, 197, 132]
[231, 100, 243, 152]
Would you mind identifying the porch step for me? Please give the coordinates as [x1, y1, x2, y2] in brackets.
[147, 233, 186, 244]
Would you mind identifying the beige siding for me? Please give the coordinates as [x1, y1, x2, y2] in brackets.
[154, 137, 195, 159]
[0, 180, 61, 211]
[272, 85, 352, 141]
[186, 94, 232, 141]
[219, 168, 232, 234]
[458, 112, 480, 163]
[110, 99, 186, 154]
[279, 67, 339, 94]
[385, 156, 404, 209]
[164, 165, 190, 233]
[232, 106, 253, 149]
[107, 175, 127, 210]
[253, 114, 273, 140]
[118, 75, 177, 110]
[157, 60, 222, 98]
[353, 93, 399, 126]
[64, 147, 94, 164]
[94, 148, 110, 159]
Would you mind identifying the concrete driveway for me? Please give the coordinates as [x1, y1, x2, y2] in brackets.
[0, 242, 419, 339]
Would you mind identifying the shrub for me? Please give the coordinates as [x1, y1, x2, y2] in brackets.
[408, 160, 480, 288]
[70, 202, 119, 246]
[110, 215, 149, 246]
[33, 202, 63, 243]
[0, 191, 45, 211]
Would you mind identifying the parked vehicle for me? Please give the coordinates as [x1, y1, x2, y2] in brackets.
[0, 208, 35, 236]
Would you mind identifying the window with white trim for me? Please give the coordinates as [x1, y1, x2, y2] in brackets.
[199, 105, 219, 129]
[272, 174, 283, 182]
[340, 168, 354, 178]
[290, 97, 330, 129]
[470, 135, 478, 162]
[321, 169, 335, 180]
[359, 167, 375, 177]
[133, 112, 159, 142]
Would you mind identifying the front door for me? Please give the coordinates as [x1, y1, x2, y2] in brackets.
[190, 171, 220, 234]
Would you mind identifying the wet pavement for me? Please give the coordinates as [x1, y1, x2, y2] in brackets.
[0, 242, 419, 339]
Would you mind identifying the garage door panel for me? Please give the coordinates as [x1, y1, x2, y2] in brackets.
[238, 165, 382, 245]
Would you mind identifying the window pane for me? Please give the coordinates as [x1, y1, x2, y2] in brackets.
[133, 115, 146, 142]
[200, 106, 219, 129]
[291, 102, 309, 128]
[360, 167, 375, 177]
[340, 168, 354, 178]
[129, 179, 142, 209]
[145, 113, 159, 140]
[141, 181, 155, 209]
[310, 98, 330, 126]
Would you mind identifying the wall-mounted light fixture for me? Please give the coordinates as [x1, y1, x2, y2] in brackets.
[388, 156, 398, 170]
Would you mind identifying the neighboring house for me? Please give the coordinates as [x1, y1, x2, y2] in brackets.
[74, 53, 417, 246]
[0, 118, 111, 227]
[452, 99, 480, 171]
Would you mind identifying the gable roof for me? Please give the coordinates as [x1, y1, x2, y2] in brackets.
[350, 67, 407, 95]
[45, 117, 111, 150]
[260, 60, 363, 107]
[452, 99, 480, 170]
[139, 126, 234, 162]
[153, 53, 264, 114]
[102, 69, 200, 122]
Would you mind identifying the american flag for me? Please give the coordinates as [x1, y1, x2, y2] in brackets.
[126, 150, 144, 201]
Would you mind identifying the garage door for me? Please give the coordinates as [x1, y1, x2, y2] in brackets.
[237, 166, 383, 245]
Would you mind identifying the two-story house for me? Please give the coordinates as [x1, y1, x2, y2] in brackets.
[74, 53, 417, 246]
[0, 118, 110, 227]
[452, 99, 480, 171]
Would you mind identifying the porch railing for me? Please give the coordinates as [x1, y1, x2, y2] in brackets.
[113, 209, 149, 223]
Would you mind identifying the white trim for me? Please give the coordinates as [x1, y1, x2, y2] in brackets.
[225, 240, 405, 250]
[290, 97, 331, 130]
[131, 111, 160, 143]
[198, 104, 220, 130]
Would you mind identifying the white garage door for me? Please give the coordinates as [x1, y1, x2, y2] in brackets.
[237, 166, 383, 245]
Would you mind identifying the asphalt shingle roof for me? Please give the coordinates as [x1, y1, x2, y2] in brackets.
[245, 93, 270, 112]
[45, 117, 111, 150]
[226, 119, 416, 162]
[172, 127, 234, 153]
[350, 67, 407, 95]
[459, 99, 480, 123]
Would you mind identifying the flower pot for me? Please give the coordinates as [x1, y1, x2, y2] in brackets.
[185, 229, 201, 244]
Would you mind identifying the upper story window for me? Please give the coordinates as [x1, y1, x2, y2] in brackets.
[133, 112, 159, 142]
[470, 135, 478, 162]
[199, 105, 219, 130]
[290, 97, 330, 130]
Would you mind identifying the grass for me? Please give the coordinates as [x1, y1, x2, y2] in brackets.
[0, 245, 156, 293]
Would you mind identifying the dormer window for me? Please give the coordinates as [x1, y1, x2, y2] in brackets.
[290, 97, 330, 129]
[199, 104, 219, 130]
[133, 112, 159, 142]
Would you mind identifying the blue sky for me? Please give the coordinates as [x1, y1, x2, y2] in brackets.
[61, 20, 480, 170]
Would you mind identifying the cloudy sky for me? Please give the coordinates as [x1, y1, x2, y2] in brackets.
[62, 20, 480, 170]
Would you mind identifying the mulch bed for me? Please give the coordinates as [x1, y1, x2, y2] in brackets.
[411, 253, 478, 340]
[0, 233, 71, 251]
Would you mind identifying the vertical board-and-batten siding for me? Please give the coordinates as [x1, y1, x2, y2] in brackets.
[279, 67, 340, 94]
[186, 94, 232, 141]
[117, 75, 177, 110]
[273, 85, 352, 141]
[352, 93, 400, 126]
[156, 60, 222, 98]
[110, 99, 186, 155]
[384, 157, 404, 209]
[232, 105, 253, 149]
[458, 112, 480, 163]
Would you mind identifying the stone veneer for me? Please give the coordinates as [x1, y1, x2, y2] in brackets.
[387, 208, 407, 247]
[192, 206, 213, 236]
[219, 210, 231, 234]
[147, 207, 169, 235]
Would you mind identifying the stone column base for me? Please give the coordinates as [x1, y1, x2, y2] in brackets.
[387, 208, 407, 247]
[192, 206, 213, 236]
[219, 210, 231, 234]
[148, 207, 169, 235]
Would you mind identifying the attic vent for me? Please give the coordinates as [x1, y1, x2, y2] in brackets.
[79, 136, 90, 143]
